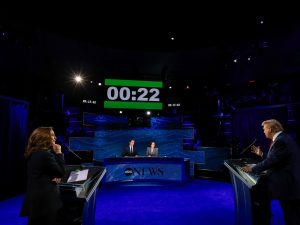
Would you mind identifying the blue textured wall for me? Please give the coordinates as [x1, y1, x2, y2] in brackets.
[69, 128, 193, 158]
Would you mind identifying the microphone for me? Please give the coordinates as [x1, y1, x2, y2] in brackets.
[63, 144, 82, 160]
[56, 137, 82, 160]
[239, 139, 257, 155]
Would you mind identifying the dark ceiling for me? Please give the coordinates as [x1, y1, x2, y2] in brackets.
[3, 6, 298, 52]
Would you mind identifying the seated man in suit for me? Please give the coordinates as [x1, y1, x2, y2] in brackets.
[146, 141, 158, 157]
[122, 138, 138, 157]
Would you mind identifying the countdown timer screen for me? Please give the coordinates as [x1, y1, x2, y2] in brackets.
[104, 79, 163, 110]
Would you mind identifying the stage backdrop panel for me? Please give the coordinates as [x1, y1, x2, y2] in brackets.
[0, 96, 28, 200]
[69, 128, 194, 159]
[83, 113, 184, 129]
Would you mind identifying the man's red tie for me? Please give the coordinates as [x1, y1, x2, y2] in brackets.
[269, 141, 274, 150]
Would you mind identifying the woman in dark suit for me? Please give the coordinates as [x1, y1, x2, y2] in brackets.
[242, 119, 300, 225]
[20, 127, 65, 225]
[146, 141, 158, 157]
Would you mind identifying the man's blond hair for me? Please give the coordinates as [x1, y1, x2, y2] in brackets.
[262, 119, 284, 134]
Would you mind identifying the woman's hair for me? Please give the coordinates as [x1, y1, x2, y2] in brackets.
[24, 127, 55, 158]
[149, 141, 156, 147]
[262, 119, 284, 134]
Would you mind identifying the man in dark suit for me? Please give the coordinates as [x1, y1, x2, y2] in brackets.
[242, 119, 300, 225]
[122, 138, 138, 157]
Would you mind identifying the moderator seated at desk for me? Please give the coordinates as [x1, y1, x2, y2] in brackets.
[103, 156, 190, 183]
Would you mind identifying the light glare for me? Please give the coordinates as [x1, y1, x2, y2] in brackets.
[75, 75, 82, 83]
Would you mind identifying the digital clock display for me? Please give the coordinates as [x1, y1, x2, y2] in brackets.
[104, 79, 163, 110]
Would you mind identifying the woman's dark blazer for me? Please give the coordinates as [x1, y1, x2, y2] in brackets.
[20, 150, 65, 217]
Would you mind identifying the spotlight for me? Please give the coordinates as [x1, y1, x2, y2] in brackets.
[74, 75, 82, 83]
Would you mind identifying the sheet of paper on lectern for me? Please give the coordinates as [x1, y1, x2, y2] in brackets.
[67, 169, 89, 183]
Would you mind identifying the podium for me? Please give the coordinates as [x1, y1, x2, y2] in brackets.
[224, 158, 265, 225]
[58, 165, 106, 225]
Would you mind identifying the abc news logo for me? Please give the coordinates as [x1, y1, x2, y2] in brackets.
[124, 167, 164, 176]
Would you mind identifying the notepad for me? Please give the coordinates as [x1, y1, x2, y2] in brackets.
[67, 169, 89, 183]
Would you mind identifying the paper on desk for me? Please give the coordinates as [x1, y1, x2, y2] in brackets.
[67, 169, 89, 183]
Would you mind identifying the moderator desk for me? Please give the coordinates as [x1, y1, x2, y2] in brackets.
[103, 157, 190, 183]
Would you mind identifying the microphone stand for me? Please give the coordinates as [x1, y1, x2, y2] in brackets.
[58, 140, 82, 160]
[239, 139, 257, 155]
[65, 145, 82, 160]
